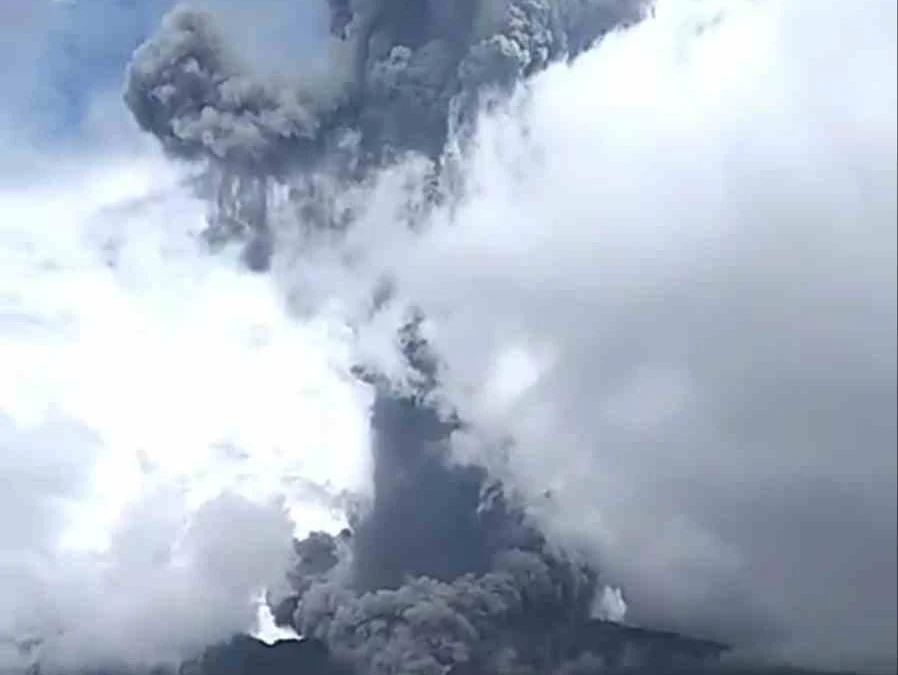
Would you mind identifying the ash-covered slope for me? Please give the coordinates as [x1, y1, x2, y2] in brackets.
[177, 635, 352, 675]
[44, 637, 347, 675]
[63, 633, 860, 675]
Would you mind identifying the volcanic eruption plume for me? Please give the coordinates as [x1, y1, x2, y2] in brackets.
[111, 0, 898, 673]
[2, 0, 893, 673]
[119, 2, 720, 674]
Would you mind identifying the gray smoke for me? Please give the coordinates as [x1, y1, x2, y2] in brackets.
[123, 0, 644, 263]
[273, 376, 602, 675]
[291, 547, 595, 675]
[123, 0, 643, 271]
[262, 329, 727, 675]
[242, 322, 593, 675]
[125, 1, 642, 165]
[123, 4, 345, 269]
[325, 0, 643, 156]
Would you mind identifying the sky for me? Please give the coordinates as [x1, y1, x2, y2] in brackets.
[0, 1, 895, 674]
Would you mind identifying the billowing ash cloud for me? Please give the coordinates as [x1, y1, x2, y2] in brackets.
[124, 0, 643, 166]
[271, 382, 604, 675]
[122, 0, 643, 270]
[334, 0, 642, 155]
[263, 335, 724, 674]
[123, 6, 336, 174]
[292, 547, 594, 675]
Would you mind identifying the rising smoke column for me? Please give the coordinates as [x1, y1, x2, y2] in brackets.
[272, 368, 729, 674]
[273, 383, 602, 674]
[255, 319, 600, 674]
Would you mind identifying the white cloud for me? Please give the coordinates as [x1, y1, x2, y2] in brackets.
[328, 0, 896, 670]
[0, 150, 372, 671]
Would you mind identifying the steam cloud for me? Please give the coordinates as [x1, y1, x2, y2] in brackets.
[0, 159, 371, 673]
